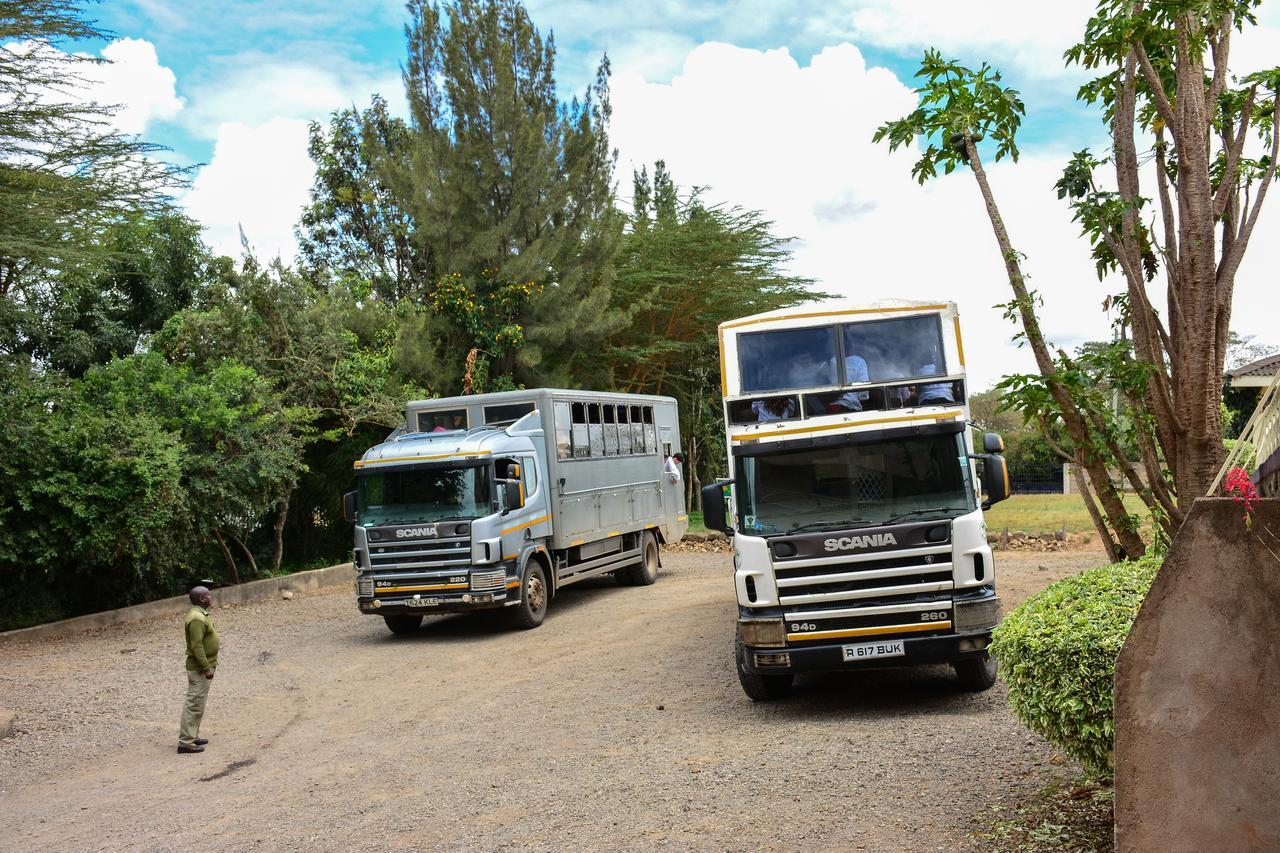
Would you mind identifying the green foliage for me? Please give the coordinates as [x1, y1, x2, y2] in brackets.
[298, 96, 419, 302]
[991, 555, 1161, 775]
[0, 355, 302, 629]
[0, 1, 186, 297]
[872, 48, 1024, 183]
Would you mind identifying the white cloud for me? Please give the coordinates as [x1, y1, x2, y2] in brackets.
[88, 38, 185, 135]
[179, 60, 404, 139]
[182, 118, 315, 261]
[610, 41, 1280, 389]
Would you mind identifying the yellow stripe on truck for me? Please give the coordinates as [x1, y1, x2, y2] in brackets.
[376, 583, 469, 594]
[786, 620, 952, 642]
[501, 515, 550, 535]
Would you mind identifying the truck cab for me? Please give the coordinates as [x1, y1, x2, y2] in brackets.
[701, 300, 1010, 700]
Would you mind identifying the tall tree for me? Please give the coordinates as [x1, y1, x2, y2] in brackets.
[297, 97, 420, 303]
[875, 2, 1279, 558]
[382, 0, 620, 390]
[609, 162, 821, 504]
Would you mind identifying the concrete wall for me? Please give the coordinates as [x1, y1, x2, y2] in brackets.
[1114, 499, 1280, 851]
[0, 563, 354, 648]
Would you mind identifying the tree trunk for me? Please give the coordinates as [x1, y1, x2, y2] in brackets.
[1074, 458, 1121, 563]
[213, 530, 240, 586]
[965, 138, 1147, 559]
[272, 485, 294, 573]
[229, 532, 259, 579]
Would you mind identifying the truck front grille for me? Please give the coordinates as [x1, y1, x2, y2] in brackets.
[773, 544, 955, 645]
[367, 535, 470, 571]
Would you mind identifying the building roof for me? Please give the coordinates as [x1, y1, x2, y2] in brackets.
[1229, 353, 1280, 387]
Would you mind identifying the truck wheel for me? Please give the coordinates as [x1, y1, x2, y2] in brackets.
[507, 560, 548, 630]
[954, 655, 998, 691]
[735, 643, 793, 701]
[620, 533, 660, 586]
[383, 614, 423, 635]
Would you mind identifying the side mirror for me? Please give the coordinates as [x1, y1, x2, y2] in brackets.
[342, 491, 357, 524]
[983, 432, 1005, 454]
[980, 454, 1011, 509]
[700, 480, 735, 535]
[501, 479, 524, 514]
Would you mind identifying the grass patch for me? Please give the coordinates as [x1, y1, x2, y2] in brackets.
[974, 775, 1114, 852]
[984, 493, 1148, 535]
[685, 510, 706, 533]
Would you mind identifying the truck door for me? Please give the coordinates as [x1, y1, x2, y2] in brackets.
[496, 455, 550, 563]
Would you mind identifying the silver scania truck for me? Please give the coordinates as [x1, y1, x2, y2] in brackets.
[345, 389, 688, 633]
[700, 300, 1011, 700]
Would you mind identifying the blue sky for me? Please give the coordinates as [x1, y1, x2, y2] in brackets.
[61, 1, 1280, 387]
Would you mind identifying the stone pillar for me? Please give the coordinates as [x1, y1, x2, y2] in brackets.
[1114, 498, 1280, 851]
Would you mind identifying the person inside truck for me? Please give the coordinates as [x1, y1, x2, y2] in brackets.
[751, 396, 798, 421]
[826, 352, 871, 413]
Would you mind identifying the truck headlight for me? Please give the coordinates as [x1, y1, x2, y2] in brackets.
[737, 617, 786, 648]
[954, 596, 1002, 632]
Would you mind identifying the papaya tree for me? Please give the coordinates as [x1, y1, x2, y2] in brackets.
[874, 0, 1279, 559]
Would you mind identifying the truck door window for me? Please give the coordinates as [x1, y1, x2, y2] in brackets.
[522, 455, 538, 496]
[554, 401, 572, 460]
[630, 405, 645, 453]
[588, 403, 604, 456]
[571, 402, 589, 458]
[617, 405, 632, 454]
[603, 403, 618, 455]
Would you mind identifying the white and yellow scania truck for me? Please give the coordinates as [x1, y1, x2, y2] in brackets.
[699, 300, 1010, 700]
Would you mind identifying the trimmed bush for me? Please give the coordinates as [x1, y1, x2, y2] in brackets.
[990, 555, 1161, 775]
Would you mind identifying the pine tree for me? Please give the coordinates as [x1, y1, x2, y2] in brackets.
[382, 0, 620, 392]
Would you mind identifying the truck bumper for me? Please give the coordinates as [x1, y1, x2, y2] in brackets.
[738, 630, 994, 675]
[355, 564, 520, 615]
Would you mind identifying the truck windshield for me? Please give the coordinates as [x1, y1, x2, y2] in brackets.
[734, 432, 974, 535]
[357, 465, 492, 526]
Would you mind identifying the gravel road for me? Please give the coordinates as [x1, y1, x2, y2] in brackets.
[0, 548, 1101, 852]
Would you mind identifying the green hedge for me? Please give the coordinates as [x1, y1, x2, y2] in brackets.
[990, 555, 1161, 775]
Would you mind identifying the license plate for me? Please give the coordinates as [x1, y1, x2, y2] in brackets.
[405, 597, 441, 608]
[842, 639, 905, 661]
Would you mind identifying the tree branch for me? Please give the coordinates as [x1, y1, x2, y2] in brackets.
[1133, 42, 1178, 132]
[1214, 85, 1256, 219]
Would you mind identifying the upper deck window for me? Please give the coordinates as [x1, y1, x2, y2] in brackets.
[417, 408, 468, 432]
[738, 326, 838, 393]
[483, 401, 535, 424]
[842, 315, 946, 383]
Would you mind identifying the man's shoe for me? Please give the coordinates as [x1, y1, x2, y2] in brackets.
[177, 744, 204, 754]
[194, 738, 208, 746]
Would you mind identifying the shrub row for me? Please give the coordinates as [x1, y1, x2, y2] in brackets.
[990, 554, 1161, 775]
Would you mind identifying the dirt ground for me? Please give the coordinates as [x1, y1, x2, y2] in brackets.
[0, 548, 1103, 852]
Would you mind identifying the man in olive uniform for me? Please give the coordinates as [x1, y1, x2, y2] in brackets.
[178, 586, 219, 754]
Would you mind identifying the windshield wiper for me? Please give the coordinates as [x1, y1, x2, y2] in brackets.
[786, 518, 873, 534]
[883, 507, 960, 524]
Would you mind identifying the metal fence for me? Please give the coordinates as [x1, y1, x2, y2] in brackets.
[1007, 462, 1063, 494]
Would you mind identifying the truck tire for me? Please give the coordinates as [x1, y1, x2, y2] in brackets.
[953, 655, 998, 691]
[507, 559, 549, 630]
[735, 643, 793, 701]
[383, 614, 423, 634]
[620, 533, 660, 586]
